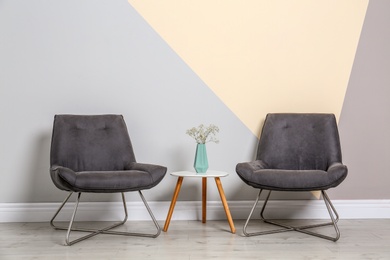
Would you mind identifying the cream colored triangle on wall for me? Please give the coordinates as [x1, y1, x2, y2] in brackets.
[128, 0, 368, 137]
[128, 0, 368, 199]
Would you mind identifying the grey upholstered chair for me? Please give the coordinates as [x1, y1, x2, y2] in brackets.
[49, 115, 167, 245]
[236, 113, 348, 241]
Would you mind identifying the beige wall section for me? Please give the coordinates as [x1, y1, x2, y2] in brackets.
[128, 0, 368, 136]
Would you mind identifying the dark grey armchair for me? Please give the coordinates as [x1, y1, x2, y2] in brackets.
[49, 115, 167, 245]
[236, 113, 347, 241]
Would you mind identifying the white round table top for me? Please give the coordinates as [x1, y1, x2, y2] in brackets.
[170, 170, 229, 178]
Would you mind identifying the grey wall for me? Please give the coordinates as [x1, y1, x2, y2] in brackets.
[0, 0, 258, 203]
[335, 0, 390, 199]
[0, 0, 389, 204]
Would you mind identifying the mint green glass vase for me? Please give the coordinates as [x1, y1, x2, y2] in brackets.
[194, 143, 208, 173]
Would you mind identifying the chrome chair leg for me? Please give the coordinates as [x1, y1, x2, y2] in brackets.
[50, 192, 73, 230]
[50, 191, 161, 245]
[243, 190, 341, 241]
[138, 190, 161, 237]
[66, 192, 81, 245]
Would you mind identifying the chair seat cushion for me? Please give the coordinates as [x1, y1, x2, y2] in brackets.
[55, 167, 161, 193]
[237, 162, 347, 191]
[249, 169, 328, 191]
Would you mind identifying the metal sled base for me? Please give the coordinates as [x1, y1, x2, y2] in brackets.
[243, 190, 340, 241]
[50, 191, 161, 245]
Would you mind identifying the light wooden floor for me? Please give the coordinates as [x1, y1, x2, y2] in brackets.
[1, 219, 390, 259]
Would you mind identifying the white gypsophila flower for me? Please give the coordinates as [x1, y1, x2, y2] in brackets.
[186, 124, 219, 144]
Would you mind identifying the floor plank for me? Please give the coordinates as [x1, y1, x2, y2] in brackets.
[1, 219, 390, 259]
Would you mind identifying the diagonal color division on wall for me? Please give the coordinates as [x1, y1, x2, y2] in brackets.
[129, 0, 368, 136]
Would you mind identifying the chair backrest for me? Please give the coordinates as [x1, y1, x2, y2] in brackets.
[256, 113, 342, 170]
[50, 115, 136, 172]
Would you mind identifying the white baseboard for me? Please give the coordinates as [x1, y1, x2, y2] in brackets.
[1, 200, 389, 222]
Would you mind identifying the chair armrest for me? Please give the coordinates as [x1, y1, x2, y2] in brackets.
[50, 165, 76, 191]
[127, 162, 167, 184]
[127, 162, 167, 172]
[327, 162, 348, 174]
[326, 162, 348, 186]
[236, 160, 268, 185]
[236, 160, 268, 178]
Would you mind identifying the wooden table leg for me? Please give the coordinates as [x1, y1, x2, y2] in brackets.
[202, 177, 207, 223]
[214, 177, 236, 234]
[163, 177, 184, 232]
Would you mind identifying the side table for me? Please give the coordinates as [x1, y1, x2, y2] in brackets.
[163, 170, 236, 233]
